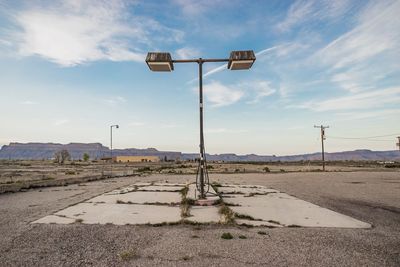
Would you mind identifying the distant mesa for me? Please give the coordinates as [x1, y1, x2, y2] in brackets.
[0, 142, 399, 161]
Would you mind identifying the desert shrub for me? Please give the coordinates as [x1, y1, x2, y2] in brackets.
[221, 232, 233, 239]
[137, 167, 151, 172]
[263, 166, 270, 172]
[83, 153, 90, 162]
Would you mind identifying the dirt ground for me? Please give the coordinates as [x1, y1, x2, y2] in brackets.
[0, 160, 395, 193]
[0, 171, 399, 266]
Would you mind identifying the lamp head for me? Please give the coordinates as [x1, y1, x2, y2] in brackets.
[145, 52, 174, 72]
[228, 50, 256, 70]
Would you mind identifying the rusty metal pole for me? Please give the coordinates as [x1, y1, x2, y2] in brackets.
[198, 59, 205, 199]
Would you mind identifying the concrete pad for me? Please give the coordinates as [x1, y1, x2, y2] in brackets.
[33, 215, 75, 224]
[88, 191, 181, 204]
[187, 183, 219, 203]
[218, 186, 278, 195]
[154, 183, 186, 187]
[226, 193, 371, 228]
[187, 206, 221, 223]
[138, 185, 183, 192]
[35, 203, 181, 225]
[236, 219, 283, 228]
[32, 183, 371, 228]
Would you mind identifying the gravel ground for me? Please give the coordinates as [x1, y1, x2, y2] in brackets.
[0, 171, 399, 266]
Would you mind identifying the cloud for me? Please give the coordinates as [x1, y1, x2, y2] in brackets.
[175, 47, 200, 59]
[203, 81, 244, 107]
[313, 1, 400, 70]
[241, 81, 277, 104]
[6, 0, 183, 66]
[187, 44, 288, 83]
[276, 0, 315, 32]
[172, 0, 229, 16]
[335, 109, 400, 121]
[295, 87, 400, 111]
[276, 0, 351, 32]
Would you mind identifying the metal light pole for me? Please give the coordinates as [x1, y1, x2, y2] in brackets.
[110, 124, 119, 176]
[314, 125, 329, 171]
[146, 51, 256, 199]
[397, 136, 400, 151]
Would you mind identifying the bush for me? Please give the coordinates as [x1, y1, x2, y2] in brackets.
[137, 167, 151, 172]
[263, 166, 270, 172]
[83, 153, 90, 162]
[221, 232, 233, 239]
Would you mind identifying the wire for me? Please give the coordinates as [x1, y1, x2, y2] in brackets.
[327, 136, 394, 142]
[328, 133, 400, 140]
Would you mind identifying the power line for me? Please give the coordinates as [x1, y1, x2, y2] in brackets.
[327, 133, 400, 140]
[327, 136, 393, 142]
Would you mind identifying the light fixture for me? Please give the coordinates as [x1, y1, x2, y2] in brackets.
[146, 50, 255, 199]
[228, 50, 256, 70]
[145, 52, 174, 72]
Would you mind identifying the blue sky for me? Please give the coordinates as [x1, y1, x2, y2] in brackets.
[0, 0, 399, 155]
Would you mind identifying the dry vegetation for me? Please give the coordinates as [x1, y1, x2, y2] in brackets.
[0, 159, 398, 193]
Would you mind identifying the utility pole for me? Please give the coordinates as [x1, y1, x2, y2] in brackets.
[397, 136, 400, 151]
[314, 125, 329, 171]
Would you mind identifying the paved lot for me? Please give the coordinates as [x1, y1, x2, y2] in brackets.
[0, 172, 399, 266]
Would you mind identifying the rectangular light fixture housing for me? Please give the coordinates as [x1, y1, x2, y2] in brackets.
[145, 52, 174, 72]
[228, 50, 256, 70]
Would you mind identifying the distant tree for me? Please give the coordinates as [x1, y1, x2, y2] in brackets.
[54, 149, 71, 164]
[83, 153, 90, 162]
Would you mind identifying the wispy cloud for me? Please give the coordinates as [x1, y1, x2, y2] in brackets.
[203, 81, 244, 107]
[187, 44, 288, 83]
[335, 109, 400, 121]
[175, 47, 200, 59]
[294, 87, 400, 111]
[172, 0, 229, 16]
[5, 0, 183, 66]
[241, 81, 276, 104]
[313, 1, 400, 70]
[276, 0, 351, 32]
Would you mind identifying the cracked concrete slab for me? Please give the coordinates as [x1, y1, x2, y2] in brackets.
[187, 184, 219, 202]
[32, 182, 371, 228]
[33, 203, 181, 225]
[138, 185, 184, 192]
[226, 193, 371, 228]
[186, 206, 221, 223]
[88, 191, 181, 204]
[218, 186, 278, 195]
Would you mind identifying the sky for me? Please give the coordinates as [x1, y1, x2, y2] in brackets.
[0, 0, 399, 155]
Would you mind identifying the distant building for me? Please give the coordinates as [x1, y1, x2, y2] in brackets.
[112, 155, 160, 163]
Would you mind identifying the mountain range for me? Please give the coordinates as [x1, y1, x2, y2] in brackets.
[0, 142, 399, 162]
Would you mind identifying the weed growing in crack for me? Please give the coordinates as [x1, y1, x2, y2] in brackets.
[119, 250, 140, 261]
[218, 204, 235, 224]
[221, 232, 233, 239]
